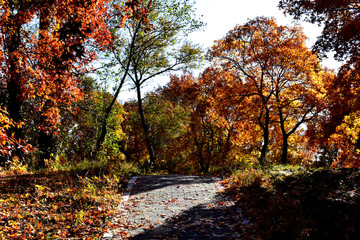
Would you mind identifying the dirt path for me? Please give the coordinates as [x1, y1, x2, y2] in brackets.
[103, 175, 250, 239]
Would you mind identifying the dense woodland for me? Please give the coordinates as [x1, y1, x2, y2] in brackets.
[1, 0, 360, 238]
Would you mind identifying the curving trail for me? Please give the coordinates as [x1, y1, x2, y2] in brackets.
[103, 175, 249, 239]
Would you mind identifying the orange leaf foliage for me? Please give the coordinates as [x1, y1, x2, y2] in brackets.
[0, 0, 148, 156]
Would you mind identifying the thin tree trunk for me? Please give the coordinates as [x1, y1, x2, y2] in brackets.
[94, 79, 126, 154]
[136, 83, 156, 169]
[259, 108, 270, 166]
[94, 22, 141, 157]
[278, 110, 288, 165]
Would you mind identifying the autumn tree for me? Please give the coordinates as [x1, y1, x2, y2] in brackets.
[0, 0, 36, 162]
[100, 0, 203, 169]
[279, 0, 360, 166]
[0, 0, 140, 166]
[208, 17, 327, 165]
[93, 0, 151, 156]
[0, 108, 33, 160]
[57, 77, 125, 165]
[195, 67, 265, 166]
[120, 91, 190, 172]
[314, 69, 360, 167]
[120, 101, 149, 164]
[162, 72, 236, 173]
[278, 0, 360, 64]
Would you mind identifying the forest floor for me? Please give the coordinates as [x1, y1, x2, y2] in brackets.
[0, 168, 128, 239]
[1, 168, 360, 239]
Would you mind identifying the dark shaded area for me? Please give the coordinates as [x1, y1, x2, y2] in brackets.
[131, 175, 219, 195]
[129, 194, 251, 240]
[231, 169, 360, 240]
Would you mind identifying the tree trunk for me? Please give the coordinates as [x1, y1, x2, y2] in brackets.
[38, 120, 54, 168]
[118, 143, 132, 162]
[6, 19, 24, 163]
[94, 22, 141, 157]
[136, 84, 156, 170]
[278, 106, 289, 165]
[95, 119, 108, 153]
[37, 103, 56, 168]
[281, 134, 289, 165]
[259, 108, 270, 166]
[94, 77, 126, 156]
[194, 137, 206, 173]
[37, 8, 54, 169]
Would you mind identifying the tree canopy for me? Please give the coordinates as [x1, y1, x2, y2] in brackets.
[207, 17, 329, 165]
[279, 0, 360, 167]
[0, 0, 146, 165]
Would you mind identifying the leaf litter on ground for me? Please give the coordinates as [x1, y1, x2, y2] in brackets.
[0, 169, 128, 239]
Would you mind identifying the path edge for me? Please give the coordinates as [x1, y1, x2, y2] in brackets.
[102, 176, 138, 239]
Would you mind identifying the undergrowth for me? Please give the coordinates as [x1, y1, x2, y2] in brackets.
[224, 166, 360, 239]
[0, 158, 138, 239]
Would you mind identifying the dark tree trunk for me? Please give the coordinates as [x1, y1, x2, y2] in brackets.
[136, 84, 156, 170]
[118, 143, 132, 162]
[259, 108, 270, 166]
[6, 18, 24, 163]
[38, 125, 54, 168]
[37, 8, 54, 169]
[95, 117, 108, 153]
[94, 22, 140, 157]
[281, 134, 289, 165]
[278, 106, 290, 165]
[38, 116, 56, 168]
[94, 78, 127, 157]
[6, 75, 23, 162]
[37, 103, 56, 169]
[194, 137, 207, 173]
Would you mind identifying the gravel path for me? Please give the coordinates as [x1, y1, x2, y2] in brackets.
[103, 175, 249, 239]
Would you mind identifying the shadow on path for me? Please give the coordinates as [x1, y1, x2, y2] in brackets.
[130, 175, 219, 195]
[108, 175, 253, 239]
[130, 193, 245, 239]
